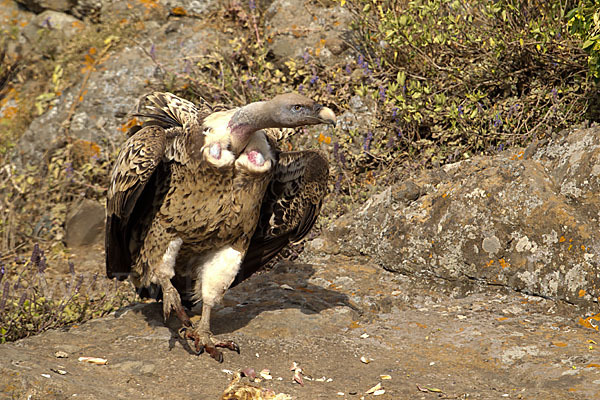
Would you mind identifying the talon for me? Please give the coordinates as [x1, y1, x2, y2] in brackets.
[205, 346, 224, 363]
[216, 340, 240, 354]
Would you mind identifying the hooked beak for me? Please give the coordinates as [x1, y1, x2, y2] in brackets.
[317, 106, 336, 127]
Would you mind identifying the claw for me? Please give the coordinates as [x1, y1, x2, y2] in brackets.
[205, 346, 224, 363]
[180, 327, 239, 361]
[216, 340, 240, 354]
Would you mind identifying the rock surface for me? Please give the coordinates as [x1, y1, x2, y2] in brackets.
[316, 126, 600, 310]
[2, 255, 600, 399]
[64, 199, 105, 247]
[265, 0, 350, 61]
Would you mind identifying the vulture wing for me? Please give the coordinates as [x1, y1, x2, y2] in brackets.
[105, 126, 167, 279]
[233, 150, 329, 286]
[105, 92, 205, 280]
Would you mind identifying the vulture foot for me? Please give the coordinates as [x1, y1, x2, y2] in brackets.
[180, 328, 240, 362]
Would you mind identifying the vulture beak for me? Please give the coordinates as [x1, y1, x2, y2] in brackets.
[318, 106, 337, 127]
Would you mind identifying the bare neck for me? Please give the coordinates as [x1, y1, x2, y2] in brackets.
[228, 101, 276, 139]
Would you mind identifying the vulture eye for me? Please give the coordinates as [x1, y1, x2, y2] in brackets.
[291, 104, 303, 112]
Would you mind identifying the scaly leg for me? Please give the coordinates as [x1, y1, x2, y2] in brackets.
[182, 302, 240, 362]
[158, 275, 192, 328]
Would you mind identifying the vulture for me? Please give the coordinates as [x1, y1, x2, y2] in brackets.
[105, 91, 335, 362]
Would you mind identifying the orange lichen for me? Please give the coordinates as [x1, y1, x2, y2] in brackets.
[138, 0, 159, 10]
[121, 117, 140, 132]
[318, 133, 331, 144]
[579, 289, 586, 298]
[1, 106, 17, 119]
[349, 321, 362, 329]
[171, 6, 187, 15]
[579, 313, 600, 331]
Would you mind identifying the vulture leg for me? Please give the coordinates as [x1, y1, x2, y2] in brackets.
[147, 236, 192, 327]
[183, 245, 243, 362]
[159, 277, 192, 327]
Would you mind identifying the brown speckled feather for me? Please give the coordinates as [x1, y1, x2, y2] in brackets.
[234, 150, 329, 286]
[107, 91, 332, 304]
[106, 92, 210, 280]
[106, 91, 335, 361]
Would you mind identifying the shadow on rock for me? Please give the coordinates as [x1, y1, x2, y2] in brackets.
[128, 261, 357, 356]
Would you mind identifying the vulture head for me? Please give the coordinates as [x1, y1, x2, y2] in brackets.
[229, 93, 336, 140]
[267, 93, 336, 128]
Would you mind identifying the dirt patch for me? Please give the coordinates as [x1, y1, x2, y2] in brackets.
[2, 253, 599, 399]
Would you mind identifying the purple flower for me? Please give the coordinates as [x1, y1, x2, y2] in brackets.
[363, 131, 373, 151]
[310, 75, 319, 85]
[498, 144, 504, 152]
[69, 262, 75, 275]
[249, 0, 256, 9]
[339, 152, 347, 167]
[0, 264, 4, 284]
[18, 292, 27, 308]
[358, 54, 364, 67]
[391, 107, 398, 118]
[378, 86, 386, 102]
[458, 105, 463, 117]
[493, 112, 503, 127]
[303, 51, 310, 64]
[334, 174, 342, 193]
[150, 43, 156, 59]
[333, 142, 339, 161]
[65, 162, 74, 179]
[30, 244, 41, 265]
[0, 282, 8, 311]
[298, 84, 304, 93]
[75, 275, 84, 292]
[386, 135, 395, 149]
[345, 64, 352, 74]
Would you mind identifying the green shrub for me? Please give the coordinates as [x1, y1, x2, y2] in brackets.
[567, 0, 600, 79]
[345, 0, 593, 166]
[0, 245, 135, 343]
